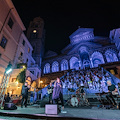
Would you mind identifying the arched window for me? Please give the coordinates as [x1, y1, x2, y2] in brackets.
[61, 59, 68, 71]
[91, 52, 105, 67]
[105, 49, 118, 63]
[93, 59, 102, 67]
[43, 63, 50, 74]
[70, 57, 79, 70]
[52, 61, 59, 72]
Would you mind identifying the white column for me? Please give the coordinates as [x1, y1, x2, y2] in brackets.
[78, 60, 81, 68]
[90, 58, 93, 68]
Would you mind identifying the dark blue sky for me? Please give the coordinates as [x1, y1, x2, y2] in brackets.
[12, 0, 120, 54]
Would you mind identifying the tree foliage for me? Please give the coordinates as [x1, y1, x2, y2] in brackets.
[16, 70, 26, 83]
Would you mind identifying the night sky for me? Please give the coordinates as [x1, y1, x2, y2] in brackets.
[12, 0, 120, 54]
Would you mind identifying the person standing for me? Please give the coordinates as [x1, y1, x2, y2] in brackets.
[106, 80, 117, 107]
[21, 82, 30, 108]
[47, 82, 54, 103]
[52, 77, 65, 112]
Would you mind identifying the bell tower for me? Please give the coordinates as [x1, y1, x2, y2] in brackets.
[27, 17, 45, 68]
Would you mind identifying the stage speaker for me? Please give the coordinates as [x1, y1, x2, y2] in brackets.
[45, 104, 59, 115]
[4, 103, 17, 110]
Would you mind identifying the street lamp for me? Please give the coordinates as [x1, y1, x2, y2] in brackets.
[5, 62, 12, 74]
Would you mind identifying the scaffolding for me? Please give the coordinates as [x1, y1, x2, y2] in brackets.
[0, 72, 10, 109]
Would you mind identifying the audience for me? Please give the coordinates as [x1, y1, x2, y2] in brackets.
[60, 68, 112, 93]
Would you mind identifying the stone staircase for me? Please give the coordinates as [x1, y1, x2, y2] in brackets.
[39, 66, 120, 108]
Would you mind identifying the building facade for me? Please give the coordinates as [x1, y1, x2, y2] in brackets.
[0, 0, 25, 83]
[42, 28, 119, 76]
[8, 32, 41, 94]
[27, 17, 45, 68]
[0, 0, 41, 95]
[14, 32, 41, 79]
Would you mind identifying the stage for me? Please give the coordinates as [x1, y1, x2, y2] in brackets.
[0, 105, 120, 120]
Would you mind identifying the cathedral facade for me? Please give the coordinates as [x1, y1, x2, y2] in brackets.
[42, 28, 119, 75]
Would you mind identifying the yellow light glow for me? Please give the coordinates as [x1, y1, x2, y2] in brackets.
[16, 81, 18, 85]
[45, 85, 47, 87]
[9, 91, 12, 94]
[33, 30, 37, 33]
[40, 81, 43, 83]
[23, 65, 25, 68]
[22, 65, 26, 70]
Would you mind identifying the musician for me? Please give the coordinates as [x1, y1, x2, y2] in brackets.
[106, 80, 117, 107]
[52, 77, 64, 112]
[80, 86, 85, 96]
[47, 82, 54, 103]
[117, 83, 120, 94]
[77, 85, 86, 101]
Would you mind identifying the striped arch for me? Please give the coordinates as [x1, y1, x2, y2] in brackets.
[70, 57, 79, 70]
[91, 51, 105, 67]
[105, 49, 118, 63]
[43, 63, 50, 74]
[61, 59, 68, 71]
[52, 61, 59, 72]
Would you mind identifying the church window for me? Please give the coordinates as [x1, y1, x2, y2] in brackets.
[93, 59, 101, 67]
[105, 49, 118, 63]
[91, 52, 105, 68]
[70, 57, 79, 70]
[61, 59, 68, 71]
[44, 63, 50, 74]
[52, 61, 59, 72]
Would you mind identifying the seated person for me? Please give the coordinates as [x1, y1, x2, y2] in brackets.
[80, 85, 86, 101]
[5, 93, 11, 103]
[15, 95, 19, 99]
[106, 80, 118, 106]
